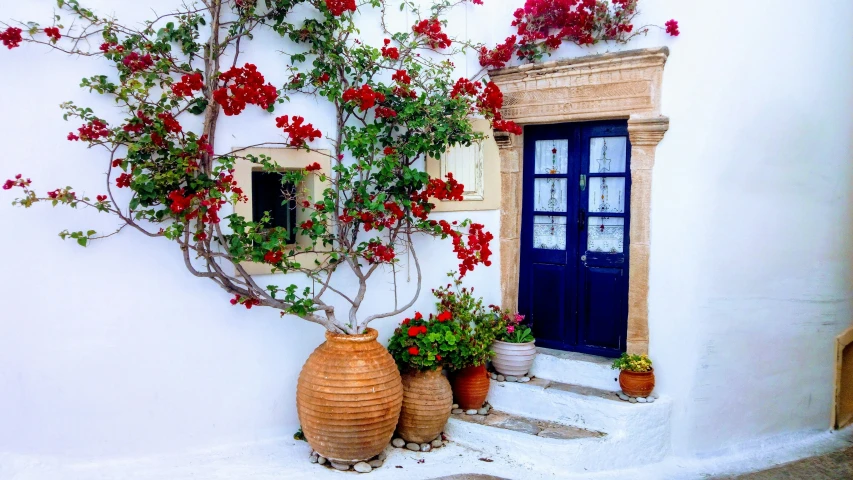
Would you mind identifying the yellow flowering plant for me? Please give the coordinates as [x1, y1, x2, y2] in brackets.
[611, 353, 653, 373]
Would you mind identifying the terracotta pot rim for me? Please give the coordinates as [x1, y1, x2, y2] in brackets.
[455, 363, 488, 372]
[620, 368, 654, 375]
[325, 327, 378, 343]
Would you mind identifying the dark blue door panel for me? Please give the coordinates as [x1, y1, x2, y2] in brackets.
[529, 263, 569, 346]
[518, 121, 630, 358]
[582, 266, 624, 350]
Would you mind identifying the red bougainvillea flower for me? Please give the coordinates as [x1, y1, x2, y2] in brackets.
[167, 189, 194, 213]
[317, 72, 330, 84]
[375, 106, 397, 119]
[305, 162, 322, 172]
[408, 346, 420, 356]
[121, 52, 154, 73]
[275, 115, 322, 147]
[214, 63, 278, 116]
[115, 173, 133, 188]
[171, 72, 204, 97]
[383, 146, 395, 155]
[325, 0, 356, 16]
[264, 250, 284, 264]
[0, 27, 23, 49]
[412, 18, 451, 50]
[391, 69, 411, 85]
[437, 311, 452, 322]
[665, 19, 680, 36]
[366, 240, 395, 264]
[2, 174, 30, 190]
[157, 112, 182, 134]
[301, 220, 314, 230]
[493, 119, 522, 135]
[96, 195, 108, 202]
[44, 27, 61, 42]
[70, 119, 110, 142]
[478, 36, 516, 69]
[342, 84, 385, 111]
[230, 294, 260, 309]
[381, 39, 399, 60]
[408, 326, 420, 337]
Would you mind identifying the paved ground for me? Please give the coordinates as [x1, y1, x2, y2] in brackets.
[429, 445, 853, 480]
[723, 445, 853, 479]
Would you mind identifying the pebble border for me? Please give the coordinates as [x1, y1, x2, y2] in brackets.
[390, 432, 450, 453]
[449, 402, 492, 416]
[309, 449, 387, 473]
[489, 371, 532, 383]
[614, 391, 658, 403]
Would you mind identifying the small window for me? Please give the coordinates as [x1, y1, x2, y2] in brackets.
[251, 171, 297, 244]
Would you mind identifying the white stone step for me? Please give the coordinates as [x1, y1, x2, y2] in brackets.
[527, 347, 621, 392]
[486, 378, 669, 434]
[445, 400, 670, 473]
[445, 376, 671, 471]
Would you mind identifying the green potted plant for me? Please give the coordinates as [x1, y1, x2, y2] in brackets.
[433, 273, 494, 410]
[612, 353, 655, 397]
[485, 307, 537, 377]
[387, 311, 462, 443]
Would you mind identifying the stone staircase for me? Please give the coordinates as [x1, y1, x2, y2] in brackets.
[444, 348, 672, 472]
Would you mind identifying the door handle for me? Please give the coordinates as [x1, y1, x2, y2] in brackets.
[578, 209, 586, 230]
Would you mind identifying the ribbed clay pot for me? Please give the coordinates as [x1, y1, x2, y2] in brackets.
[619, 369, 655, 397]
[397, 367, 453, 443]
[297, 328, 403, 463]
[451, 364, 490, 410]
[491, 340, 537, 377]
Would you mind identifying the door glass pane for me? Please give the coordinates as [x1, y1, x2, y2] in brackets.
[588, 177, 625, 213]
[535, 178, 567, 212]
[590, 137, 627, 173]
[534, 216, 567, 250]
[587, 217, 624, 253]
[535, 140, 568, 174]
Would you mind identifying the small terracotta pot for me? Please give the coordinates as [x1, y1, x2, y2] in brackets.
[619, 369, 655, 397]
[451, 364, 490, 410]
[397, 367, 453, 443]
[491, 340, 537, 377]
[297, 328, 403, 463]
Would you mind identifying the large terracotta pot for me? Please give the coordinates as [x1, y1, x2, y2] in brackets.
[491, 340, 537, 377]
[451, 364, 490, 410]
[297, 328, 403, 463]
[397, 367, 453, 443]
[619, 368, 655, 397]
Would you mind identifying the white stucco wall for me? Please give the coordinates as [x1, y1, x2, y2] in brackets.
[1, 0, 852, 462]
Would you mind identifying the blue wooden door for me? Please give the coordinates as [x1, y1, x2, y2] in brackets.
[518, 121, 630, 358]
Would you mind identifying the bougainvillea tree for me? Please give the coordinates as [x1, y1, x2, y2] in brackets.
[1, 0, 675, 335]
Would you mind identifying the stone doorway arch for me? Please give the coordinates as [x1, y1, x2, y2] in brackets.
[490, 47, 670, 354]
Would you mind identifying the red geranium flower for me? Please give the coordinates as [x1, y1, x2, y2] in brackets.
[408, 346, 420, 356]
[408, 326, 420, 337]
[437, 311, 452, 322]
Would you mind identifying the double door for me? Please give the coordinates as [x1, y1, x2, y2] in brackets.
[518, 121, 631, 358]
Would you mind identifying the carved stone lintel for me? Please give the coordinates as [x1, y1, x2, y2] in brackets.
[628, 116, 670, 146]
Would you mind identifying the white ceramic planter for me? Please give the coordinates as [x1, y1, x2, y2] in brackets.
[491, 340, 537, 377]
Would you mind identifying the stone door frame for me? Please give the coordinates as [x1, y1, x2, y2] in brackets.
[490, 47, 670, 355]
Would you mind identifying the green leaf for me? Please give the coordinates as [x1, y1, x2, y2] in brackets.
[77, 237, 88, 247]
